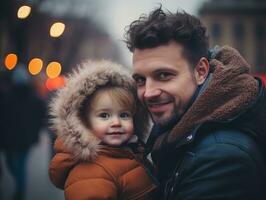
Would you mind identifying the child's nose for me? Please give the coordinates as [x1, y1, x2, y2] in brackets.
[111, 117, 121, 127]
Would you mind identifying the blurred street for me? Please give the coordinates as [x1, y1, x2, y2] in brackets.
[0, 130, 64, 200]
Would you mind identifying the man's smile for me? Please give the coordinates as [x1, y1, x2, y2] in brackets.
[146, 100, 173, 113]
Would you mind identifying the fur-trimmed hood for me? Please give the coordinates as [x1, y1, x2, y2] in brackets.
[49, 60, 149, 162]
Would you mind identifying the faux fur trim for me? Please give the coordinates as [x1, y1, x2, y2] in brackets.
[49, 60, 149, 161]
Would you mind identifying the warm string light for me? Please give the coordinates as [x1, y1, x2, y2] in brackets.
[28, 58, 43, 75]
[4, 54, 63, 79]
[46, 61, 62, 78]
[50, 22, 65, 37]
[17, 5, 31, 19]
[4, 53, 18, 70]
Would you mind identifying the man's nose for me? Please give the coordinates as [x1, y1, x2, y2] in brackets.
[143, 81, 161, 99]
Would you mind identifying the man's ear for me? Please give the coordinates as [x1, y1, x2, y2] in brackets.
[194, 57, 209, 85]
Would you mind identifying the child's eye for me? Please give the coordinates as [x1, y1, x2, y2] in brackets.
[120, 112, 131, 119]
[99, 113, 110, 119]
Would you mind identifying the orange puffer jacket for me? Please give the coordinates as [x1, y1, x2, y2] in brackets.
[48, 60, 157, 199]
[49, 139, 157, 200]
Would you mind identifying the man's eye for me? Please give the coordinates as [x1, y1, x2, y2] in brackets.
[120, 112, 131, 119]
[99, 113, 110, 119]
[133, 76, 146, 86]
[157, 72, 172, 80]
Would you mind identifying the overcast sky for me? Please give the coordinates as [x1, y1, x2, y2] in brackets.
[40, 0, 209, 66]
[98, 0, 209, 66]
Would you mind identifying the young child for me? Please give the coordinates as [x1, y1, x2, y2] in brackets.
[49, 60, 157, 200]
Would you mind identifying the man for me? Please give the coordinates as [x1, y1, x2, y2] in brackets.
[125, 7, 266, 200]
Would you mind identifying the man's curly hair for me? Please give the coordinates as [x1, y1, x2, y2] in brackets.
[125, 6, 209, 66]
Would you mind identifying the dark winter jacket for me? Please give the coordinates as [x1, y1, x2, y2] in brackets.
[149, 46, 266, 200]
[1, 84, 45, 152]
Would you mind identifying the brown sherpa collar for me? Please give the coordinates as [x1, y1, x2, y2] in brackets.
[154, 46, 259, 150]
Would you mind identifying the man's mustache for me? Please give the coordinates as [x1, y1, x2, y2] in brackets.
[145, 97, 174, 106]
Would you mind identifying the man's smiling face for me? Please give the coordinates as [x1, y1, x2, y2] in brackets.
[132, 41, 205, 126]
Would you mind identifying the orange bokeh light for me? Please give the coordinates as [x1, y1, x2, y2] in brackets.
[46, 61, 62, 78]
[45, 76, 65, 91]
[4, 53, 18, 70]
[28, 58, 43, 75]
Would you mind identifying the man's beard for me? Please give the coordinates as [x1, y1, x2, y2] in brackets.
[145, 104, 182, 154]
[152, 105, 181, 132]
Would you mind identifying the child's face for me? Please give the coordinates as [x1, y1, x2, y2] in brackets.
[87, 90, 134, 146]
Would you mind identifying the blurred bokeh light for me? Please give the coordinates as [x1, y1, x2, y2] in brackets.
[49, 22, 65, 37]
[28, 58, 43, 75]
[4, 53, 18, 70]
[45, 76, 65, 91]
[46, 61, 61, 78]
[17, 5, 31, 19]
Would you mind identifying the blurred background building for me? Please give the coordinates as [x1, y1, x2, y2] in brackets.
[199, 0, 266, 74]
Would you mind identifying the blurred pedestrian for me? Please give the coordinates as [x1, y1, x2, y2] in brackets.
[0, 70, 13, 199]
[1, 67, 46, 200]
